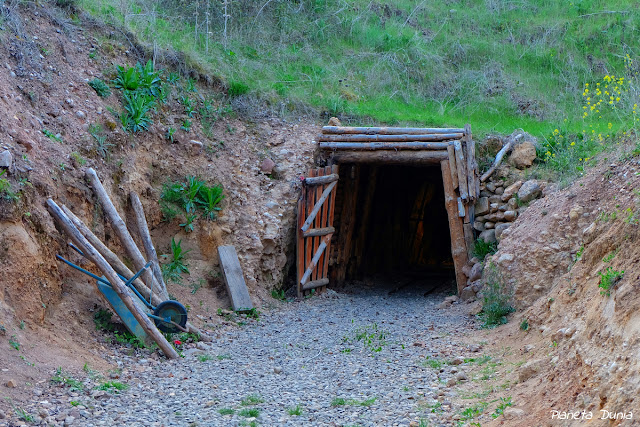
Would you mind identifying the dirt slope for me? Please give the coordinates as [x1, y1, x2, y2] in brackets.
[474, 155, 640, 426]
[0, 2, 315, 406]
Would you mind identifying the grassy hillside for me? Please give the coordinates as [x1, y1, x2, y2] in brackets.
[77, 0, 639, 135]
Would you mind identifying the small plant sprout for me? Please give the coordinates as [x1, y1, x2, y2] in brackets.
[287, 404, 303, 416]
[598, 267, 624, 296]
[161, 238, 191, 284]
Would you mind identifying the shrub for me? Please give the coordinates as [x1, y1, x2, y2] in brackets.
[478, 264, 514, 328]
[228, 81, 249, 97]
[598, 267, 624, 296]
[122, 91, 155, 132]
[473, 238, 497, 261]
[162, 238, 190, 284]
[88, 78, 111, 97]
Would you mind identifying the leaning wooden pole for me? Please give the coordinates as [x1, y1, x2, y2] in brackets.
[85, 168, 156, 292]
[130, 192, 169, 300]
[61, 205, 209, 340]
[440, 160, 469, 294]
[47, 199, 179, 359]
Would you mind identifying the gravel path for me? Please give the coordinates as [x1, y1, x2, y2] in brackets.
[6, 281, 483, 427]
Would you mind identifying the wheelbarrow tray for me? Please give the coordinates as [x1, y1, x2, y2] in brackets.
[97, 278, 153, 346]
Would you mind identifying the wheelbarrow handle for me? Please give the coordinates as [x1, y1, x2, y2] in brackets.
[55, 254, 112, 286]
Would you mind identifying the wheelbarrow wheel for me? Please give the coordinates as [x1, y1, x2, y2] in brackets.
[153, 300, 188, 333]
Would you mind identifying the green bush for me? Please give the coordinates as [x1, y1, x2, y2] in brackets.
[473, 238, 497, 261]
[160, 176, 224, 228]
[161, 238, 190, 284]
[228, 81, 249, 97]
[598, 267, 624, 296]
[478, 264, 514, 328]
[88, 78, 111, 97]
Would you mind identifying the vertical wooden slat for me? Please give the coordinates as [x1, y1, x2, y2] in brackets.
[315, 168, 328, 284]
[304, 168, 315, 295]
[354, 165, 378, 275]
[464, 124, 477, 201]
[454, 140, 468, 201]
[323, 165, 338, 287]
[441, 159, 469, 294]
[446, 144, 458, 190]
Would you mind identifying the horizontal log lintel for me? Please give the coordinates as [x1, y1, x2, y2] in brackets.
[322, 126, 466, 135]
[318, 133, 463, 143]
[319, 142, 450, 151]
[328, 150, 448, 165]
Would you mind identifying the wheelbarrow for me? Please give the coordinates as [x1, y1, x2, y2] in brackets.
[56, 243, 188, 341]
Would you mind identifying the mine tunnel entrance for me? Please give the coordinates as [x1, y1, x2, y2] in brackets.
[330, 164, 455, 292]
[295, 124, 477, 297]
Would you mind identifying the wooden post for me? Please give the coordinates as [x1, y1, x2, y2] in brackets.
[322, 126, 465, 135]
[440, 160, 469, 294]
[334, 164, 360, 281]
[464, 124, 478, 201]
[130, 192, 168, 300]
[329, 150, 448, 164]
[453, 141, 468, 201]
[47, 199, 179, 359]
[62, 205, 209, 340]
[85, 168, 157, 293]
[446, 144, 458, 190]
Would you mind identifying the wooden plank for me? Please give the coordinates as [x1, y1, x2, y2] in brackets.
[304, 168, 315, 293]
[296, 197, 305, 297]
[446, 144, 458, 190]
[217, 245, 253, 311]
[303, 226, 335, 237]
[322, 126, 465, 135]
[329, 150, 448, 164]
[302, 278, 329, 291]
[319, 142, 450, 150]
[323, 165, 338, 286]
[464, 124, 477, 200]
[453, 141, 469, 201]
[457, 197, 466, 217]
[304, 173, 339, 186]
[319, 134, 463, 143]
[335, 165, 360, 281]
[316, 167, 330, 283]
[440, 160, 469, 294]
[300, 235, 331, 286]
[301, 180, 338, 232]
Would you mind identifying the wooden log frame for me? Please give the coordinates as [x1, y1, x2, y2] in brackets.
[47, 199, 179, 359]
[318, 134, 463, 143]
[333, 165, 359, 283]
[317, 124, 478, 294]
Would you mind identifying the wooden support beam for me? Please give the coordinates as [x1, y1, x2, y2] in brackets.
[334, 165, 360, 282]
[447, 144, 458, 190]
[85, 168, 157, 293]
[329, 150, 448, 164]
[453, 141, 468, 201]
[300, 181, 338, 232]
[480, 140, 513, 182]
[319, 142, 450, 150]
[464, 124, 478, 201]
[322, 126, 465, 135]
[130, 192, 168, 301]
[318, 134, 463, 143]
[47, 199, 179, 359]
[304, 174, 339, 186]
[303, 227, 335, 238]
[440, 160, 469, 295]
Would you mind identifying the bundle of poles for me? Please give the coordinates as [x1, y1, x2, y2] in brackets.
[47, 168, 208, 359]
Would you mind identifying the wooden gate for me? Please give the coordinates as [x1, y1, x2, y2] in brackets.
[296, 165, 339, 297]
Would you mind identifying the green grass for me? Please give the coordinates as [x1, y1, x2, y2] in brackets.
[238, 408, 260, 418]
[330, 396, 376, 407]
[78, 0, 640, 138]
[218, 408, 235, 415]
[598, 266, 624, 296]
[198, 354, 214, 362]
[287, 404, 303, 416]
[161, 237, 191, 284]
[240, 394, 264, 406]
[478, 264, 515, 328]
[51, 368, 84, 391]
[97, 381, 128, 392]
[472, 238, 498, 261]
